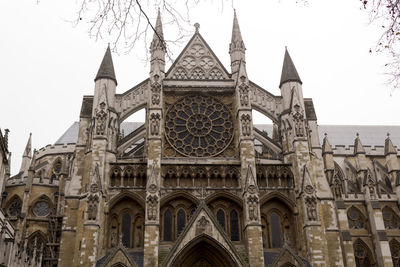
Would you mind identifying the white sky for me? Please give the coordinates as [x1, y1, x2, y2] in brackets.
[0, 0, 398, 175]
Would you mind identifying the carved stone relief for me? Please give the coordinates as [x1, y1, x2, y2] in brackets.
[241, 114, 251, 136]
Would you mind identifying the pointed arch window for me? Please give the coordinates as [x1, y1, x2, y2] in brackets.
[217, 209, 226, 230]
[383, 207, 400, 229]
[385, 176, 393, 192]
[121, 212, 132, 247]
[354, 239, 374, 267]
[230, 210, 239, 241]
[177, 209, 186, 237]
[270, 212, 282, 248]
[348, 207, 365, 229]
[390, 239, 400, 267]
[163, 209, 172, 241]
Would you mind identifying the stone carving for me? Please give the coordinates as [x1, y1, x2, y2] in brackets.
[293, 104, 305, 137]
[249, 85, 279, 122]
[305, 195, 317, 221]
[190, 67, 206, 79]
[146, 195, 158, 221]
[110, 231, 117, 247]
[247, 195, 259, 221]
[95, 102, 107, 135]
[239, 76, 249, 106]
[150, 113, 161, 136]
[87, 195, 99, 220]
[151, 74, 161, 105]
[196, 215, 210, 235]
[367, 178, 376, 199]
[333, 177, 342, 198]
[241, 114, 251, 136]
[304, 184, 314, 195]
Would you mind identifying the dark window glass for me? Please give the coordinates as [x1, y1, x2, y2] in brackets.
[354, 242, 372, 267]
[164, 209, 172, 241]
[217, 209, 225, 230]
[386, 176, 393, 191]
[230, 210, 239, 241]
[177, 209, 186, 236]
[121, 213, 131, 247]
[270, 212, 282, 248]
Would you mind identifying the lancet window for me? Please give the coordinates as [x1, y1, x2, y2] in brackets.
[230, 210, 240, 241]
[348, 207, 366, 230]
[353, 239, 374, 267]
[390, 239, 400, 267]
[216, 209, 226, 230]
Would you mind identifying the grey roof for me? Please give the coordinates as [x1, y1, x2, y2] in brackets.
[55, 122, 400, 149]
[95, 46, 117, 84]
[279, 48, 302, 88]
[55, 122, 143, 145]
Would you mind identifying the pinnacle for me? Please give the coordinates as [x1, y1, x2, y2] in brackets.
[354, 133, 366, 155]
[322, 133, 333, 154]
[23, 133, 32, 158]
[231, 10, 243, 43]
[279, 48, 302, 88]
[95, 45, 117, 85]
[385, 133, 397, 155]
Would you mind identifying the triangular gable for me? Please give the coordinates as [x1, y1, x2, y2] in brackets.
[271, 245, 308, 267]
[98, 245, 139, 267]
[161, 201, 247, 267]
[165, 32, 231, 80]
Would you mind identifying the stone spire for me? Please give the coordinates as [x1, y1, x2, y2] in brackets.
[95, 45, 117, 85]
[354, 133, 365, 155]
[322, 133, 333, 155]
[19, 133, 32, 176]
[230, 10, 246, 74]
[385, 133, 397, 155]
[150, 8, 165, 52]
[150, 8, 165, 76]
[279, 47, 302, 88]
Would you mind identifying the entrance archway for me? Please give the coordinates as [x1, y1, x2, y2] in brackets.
[170, 235, 239, 267]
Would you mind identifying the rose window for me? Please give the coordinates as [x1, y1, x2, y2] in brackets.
[165, 95, 233, 157]
[33, 201, 50, 217]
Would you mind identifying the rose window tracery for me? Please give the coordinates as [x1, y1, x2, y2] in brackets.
[165, 95, 234, 157]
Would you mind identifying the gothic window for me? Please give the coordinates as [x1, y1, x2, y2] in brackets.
[348, 207, 365, 229]
[270, 212, 282, 248]
[390, 239, 400, 267]
[354, 239, 374, 267]
[164, 209, 173, 241]
[7, 196, 22, 217]
[230, 210, 240, 241]
[217, 209, 226, 230]
[124, 167, 134, 187]
[383, 207, 400, 230]
[53, 159, 62, 174]
[177, 209, 186, 237]
[27, 232, 49, 265]
[386, 176, 393, 192]
[164, 95, 234, 157]
[121, 212, 132, 247]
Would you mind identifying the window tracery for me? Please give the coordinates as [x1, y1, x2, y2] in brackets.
[348, 207, 366, 230]
[383, 207, 400, 230]
[110, 165, 146, 188]
[216, 209, 226, 230]
[230, 209, 240, 241]
[177, 209, 186, 237]
[354, 239, 374, 267]
[7, 195, 22, 217]
[165, 95, 234, 157]
[390, 239, 400, 267]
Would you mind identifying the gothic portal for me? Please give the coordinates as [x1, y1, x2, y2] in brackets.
[2, 10, 400, 267]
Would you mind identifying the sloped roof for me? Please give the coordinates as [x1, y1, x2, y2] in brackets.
[279, 48, 302, 88]
[55, 122, 400, 149]
[95, 46, 117, 84]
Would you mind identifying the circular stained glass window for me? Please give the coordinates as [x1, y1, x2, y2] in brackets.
[165, 95, 234, 157]
[33, 201, 50, 217]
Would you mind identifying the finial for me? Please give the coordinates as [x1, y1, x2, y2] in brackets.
[387, 132, 390, 137]
[194, 23, 200, 32]
[324, 133, 327, 137]
[285, 45, 287, 50]
[356, 132, 359, 137]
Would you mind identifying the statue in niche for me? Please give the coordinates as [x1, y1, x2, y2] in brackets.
[305, 195, 317, 221]
[293, 104, 305, 137]
[95, 102, 107, 135]
[87, 195, 99, 220]
[241, 114, 251, 136]
[150, 113, 161, 136]
[135, 225, 142, 247]
[367, 179, 376, 199]
[110, 231, 117, 247]
[151, 74, 161, 105]
[147, 195, 158, 221]
[239, 76, 249, 106]
[247, 195, 259, 221]
[333, 178, 342, 199]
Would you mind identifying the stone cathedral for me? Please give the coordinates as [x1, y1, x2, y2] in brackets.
[1, 10, 400, 267]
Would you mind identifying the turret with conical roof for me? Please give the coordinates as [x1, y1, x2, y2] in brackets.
[280, 48, 302, 88]
[95, 45, 117, 85]
[229, 10, 246, 75]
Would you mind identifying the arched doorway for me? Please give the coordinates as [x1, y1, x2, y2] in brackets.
[170, 235, 239, 267]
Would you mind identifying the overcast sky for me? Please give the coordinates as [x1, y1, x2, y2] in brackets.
[0, 0, 398, 175]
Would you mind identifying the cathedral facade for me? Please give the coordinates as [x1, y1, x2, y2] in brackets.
[1, 11, 400, 267]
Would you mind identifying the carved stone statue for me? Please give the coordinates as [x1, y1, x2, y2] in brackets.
[239, 76, 249, 106]
[305, 196, 317, 221]
[87, 195, 99, 220]
[293, 104, 305, 137]
[110, 231, 117, 247]
[151, 75, 161, 105]
[147, 195, 158, 221]
[247, 195, 259, 221]
[95, 103, 107, 135]
[241, 114, 251, 136]
[150, 113, 161, 136]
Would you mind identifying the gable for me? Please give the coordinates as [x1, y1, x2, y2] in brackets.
[166, 33, 230, 80]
